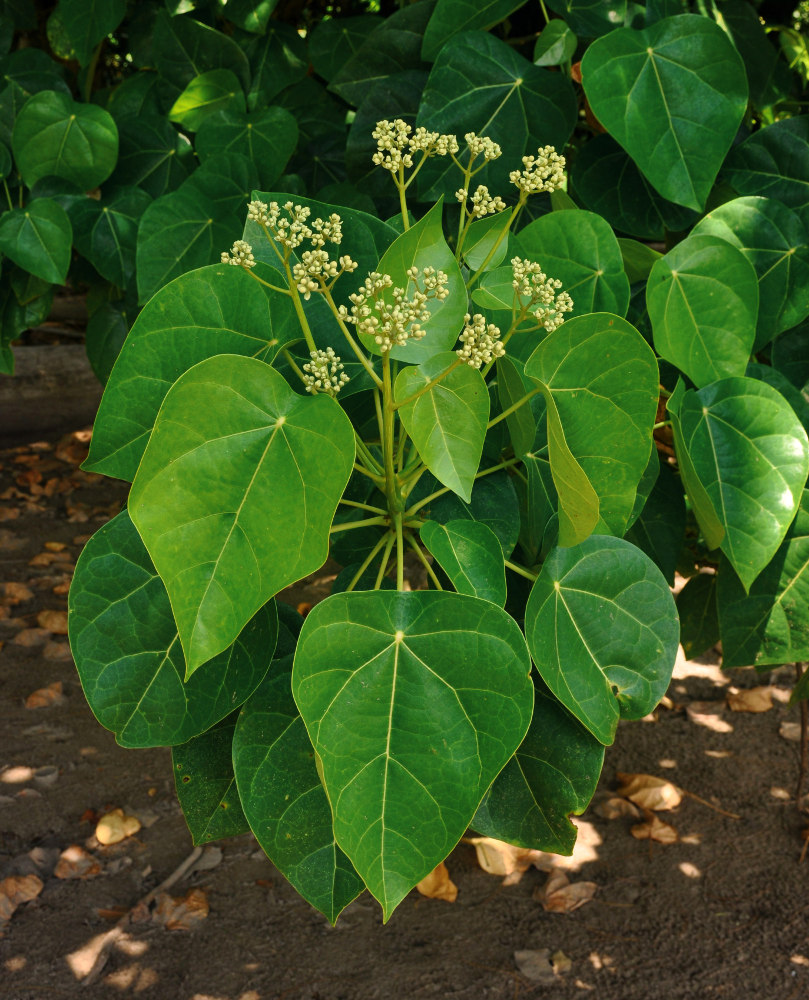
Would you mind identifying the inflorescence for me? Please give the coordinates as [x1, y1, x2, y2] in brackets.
[302, 347, 350, 396]
[512, 257, 574, 332]
[456, 314, 505, 369]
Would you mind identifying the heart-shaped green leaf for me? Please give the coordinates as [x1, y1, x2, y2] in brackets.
[462, 212, 512, 273]
[309, 14, 382, 83]
[233, 656, 365, 924]
[13, 90, 118, 189]
[472, 676, 604, 854]
[419, 519, 506, 605]
[152, 10, 250, 92]
[173, 714, 251, 844]
[718, 490, 809, 667]
[581, 14, 747, 210]
[69, 186, 152, 289]
[396, 352, 489, 501]
[196, 106, 298, 189]
[421, 0, 525, 60]
[244, 23, 308, 109]
[68, 510, 277, 748]
[524, 313, 659, 545]
[668, 377, 809, 590]
[646, 233, 759, 387]
[54, 0, 126, 67]
[292, 589, 533, 920]
[525, 535, 680, 745]
[129, 354, 355, 674]
[533, 20, 577, 66]
[110, 115, 194, 199]
[85, 264, 300, 481]
[169, 69, 246, 132]
[0, 198, 71, 284]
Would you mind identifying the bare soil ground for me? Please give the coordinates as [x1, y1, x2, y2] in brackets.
[2, 427, 809, 1000]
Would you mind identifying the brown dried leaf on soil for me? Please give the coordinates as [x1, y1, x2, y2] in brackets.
[43, 640, 72, 661]
[615, 772, 683, 811]
[13, 627, 50, 647]
[416, 862, 457, 902]
[0, 874, 43, 925]
[631, 811, 678, 844]
[467, 836, 546, 879]
[534, 870, 597, 913]
[594, 796, 641, 820]
[152, 888, 209, 930]
[95, 809, 141, 846]
[1, 582, 34, 605]
[37, 609, 69, 634]
[24, 680, 64, 707]
[54, 846, 102, 880]
[514, 949, 556, 984]
[0, 505, 20, 521]
[780, 721, 802, 742]
[727, 687, 773, 713]
[0, 528, 27, 551]
[686, 701, 733, 733]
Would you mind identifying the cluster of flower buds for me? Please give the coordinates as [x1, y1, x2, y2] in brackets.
[456, 313, 505, 369]
[511, 257, 574, 332]
[292, 249, 358, 300]
[795, 0, 809, 26]
[509, 146, 566, 195]
[464, 132, 502, 163]
[455, 184, 507, 218]
[372, 120, 459, 174]
[221, 240, 256, 268]
[339, 266, 449, 352]
[246, 199, 345, 254]
[302, 347, 349, 396]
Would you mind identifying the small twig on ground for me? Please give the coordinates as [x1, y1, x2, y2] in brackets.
[679, 789, 741, 821]
[79, 846, 203, 987]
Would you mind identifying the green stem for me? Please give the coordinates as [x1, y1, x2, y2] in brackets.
[405, 456, 523, 517]
[538, 0, 550, 24]
[353, 463, 385, 485]
[505, 558, 538, 582]
[339, 498, 387, 515]
[406, 534, 443, 590]
[345, 531, 392, 592]
[397, 165, 410, 231]
[400, 465, 426, 500]
[284, 260, 317, 354]
[281, 349, 306, 385]
[653, 419, 671, 430]
[83, 40, 103, 102]
[330, 516, 387, 534]
[320, 283, 383, 389]
[375, 533, 396, 589]
[245, 269, 291, 295]
[2, 178, 13, 212]
[395, 513, 405, 590]
[355, 434, 384, 475]
[488, 387, 542, 429]
[382, 353, 399, 505]
[396, 420, 408, 473]
[392, 357, 464, 409]
[465, 199, 523, 289]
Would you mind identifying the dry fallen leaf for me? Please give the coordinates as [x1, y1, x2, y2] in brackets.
[780, 721, 802, 743]
[54, 846, 102, 880]
[514, 949, 555, 984]
[416, 862, 457, 902]
[594, 796, 641, 820]
[43, 640, 72, 662]
[37, 609, 69, 634]
[0, 874, 43, 924]
[616, 772, 682, 811]
[631, 812, 678, 844]
[13, 628, 51, 648]
[552, 950, 572, 975]
[44, 541, 66, 552]
[686, 701, 733, 733]
[467, 836, 546, 880]
[727, 686, 773, 713]
[153, 888, 209, 930]
[1, 582, 34, 605]
[534, 870, 597, 913]
[24, 681, 65, 708]
[95, 809, 141, 846]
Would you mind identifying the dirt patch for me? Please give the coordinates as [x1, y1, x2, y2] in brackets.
[1, 429, 808, 1000]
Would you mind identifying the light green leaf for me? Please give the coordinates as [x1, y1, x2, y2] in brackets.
[517, 209, 630, 319]
[462, 212, 512, 273]
[222, 0, 280, 34]
[718, 490, 809, 667]
[169, 69, 246, 132]
[0, 198, 71, 285]
[618, 238, 662, 284]
[396, 352, 489, 501]
[534, 20, 577, 67]
[85, 264, 300, 481]
[420, 519, 506, 605]
[54, 0, 126, 66]
[292, 590, 533, 920]
[417, 31, 576, 201]
[524, 313, 659, 545]
[547, 0, 627, 36]
[196, 106, 298, 190]
[472, 677, 604, 854]
[13, 90, 118, 190]
[677, 572, 719, 660]
[667, 376, 809, 590]
[362, 201, 466, 364]
[129, 355, 355, 674]
[68, 510, 277, 748]
[152, 10, 250, 92]
[525, 535, 680, 745]
[69, 186, 152, 289]
[233, 656, 365, 924]
[581, 15, 747, 211]
[173, 713, 250, 844]
[646, 233, 759, 387]
[422, 0, 525, 60]
[693, 196, 809, 348]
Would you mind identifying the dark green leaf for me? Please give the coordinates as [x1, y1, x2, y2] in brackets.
[721, 1, 791, 112]
[70, 186, 152, 289]
[110, 114, 194, 199]
[534, 20, 577, 66]
[168, 68, 245, 132]
[222, 0, 279, 34]
[0, 199, 72, 285]
[309, 14, 382, 83]
[547, 0, 627, 37]
[677, 572, 719, 660]
[772, 321, 809, 389]
[422, 0, 525, 61]
[420, 519, 506, 605]
[624, 458, 685, 585]
[244, 23, 307, 110]
[54, 0, 126, 67]
[152, 11, 250, 92]
[196, 106, 298, 190]
[618, 238, 661, 283]
[85, 301, 132, 385]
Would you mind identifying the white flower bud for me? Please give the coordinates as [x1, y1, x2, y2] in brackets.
[509, 146, 566, 195]
[221, 239, 256, 268]
[302, 347, 350, 396]
[456, 313, 505, 368]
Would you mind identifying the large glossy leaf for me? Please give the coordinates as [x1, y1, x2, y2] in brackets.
[173, 713, 250, 844]
[419, 519, 506, 605]
[581, 15, 747, 211]
[718, 491, 809, 668]
[525, 535, 679, 745]
[233, 656, 365, 923]
[646, 234, 758, 387]
[292, 590, 533, 920]
[416, 31, 576, 201]
[168, 69, 245, 133]
[54, 0, 125, 66]
[517, 210, 630, 319]
[572, 133, 698, 241]
[524, 313, 659, 545]
[69, 186, 152, 289]
[85, 264, 300, 481]
[13, 90, 118, 190]
[196, 107, 298, 190]
[363, 201, 466, 364]
[244, 23, 307, 110]
[110, 115, 194, 199]
[624, 459, 685, 586]
[129, 355, 355, 674]
[396, 352, 489, 501]
[0, 198, 71, 285]
[152, 10, 250, 92]
[667, 377, 809, 590]
[693, 196, 809, 348]
[472, 677, 604, 854]
[69, 510, 277, 748]
[723, 117, 809, 226]
[547, 0, 627, 36]
[421, 0, 525, 60]
[309, 14, 381, 82]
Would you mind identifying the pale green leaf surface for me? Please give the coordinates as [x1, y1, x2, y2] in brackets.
[0, 199, 71, 285]
[169, 69, 246, 132]
[420, 519, 506, 605]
